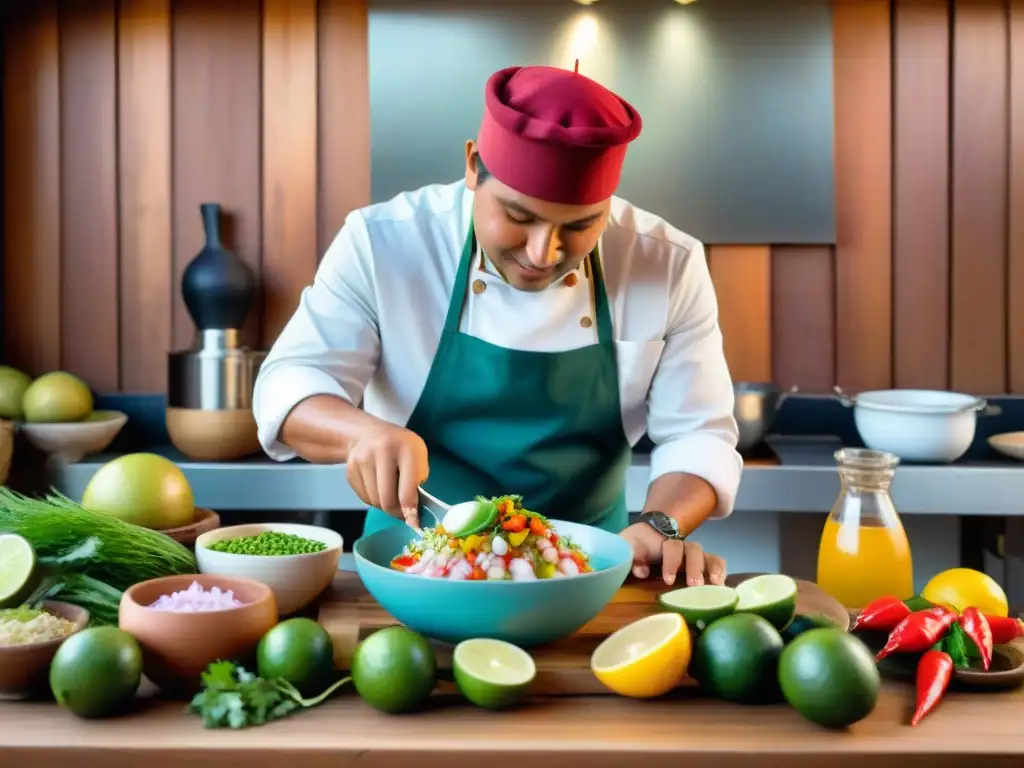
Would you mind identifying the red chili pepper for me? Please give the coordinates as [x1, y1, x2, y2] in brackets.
[986, 615, 1024, 646]
[853, 595, 912, 632]
[911, 649, 953, 726]
[958, 607, 993, 671]
[877, 606, 957, 661]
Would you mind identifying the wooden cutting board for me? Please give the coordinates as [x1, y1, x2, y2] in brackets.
[317, 571, 849, 696]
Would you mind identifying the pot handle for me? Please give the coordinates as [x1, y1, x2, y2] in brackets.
[833, 386, 856, 408]
[976, 400, 1002, 417]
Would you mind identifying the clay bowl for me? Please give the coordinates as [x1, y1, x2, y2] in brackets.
[725, 572, 851, 632]
[0, 601, 90, 700]
[119, 574, 278, 698]
[159, 507, 221, 547]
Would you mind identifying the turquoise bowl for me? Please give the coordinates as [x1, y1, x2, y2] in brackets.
[353, 520, 633, 647]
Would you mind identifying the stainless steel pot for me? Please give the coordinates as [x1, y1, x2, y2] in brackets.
[167, 329, 266, 410]
[734, 383, 797, 453]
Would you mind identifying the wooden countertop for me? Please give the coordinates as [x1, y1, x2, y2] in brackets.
[4, 571, 1023, 766]
[3, 682, 1023, 767]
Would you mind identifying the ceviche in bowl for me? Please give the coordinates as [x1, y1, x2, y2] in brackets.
[354, 497, 633, 647]
[390, 495, 593, 581]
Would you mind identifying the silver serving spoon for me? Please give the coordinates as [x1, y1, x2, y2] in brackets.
[411, 486, 447, 534]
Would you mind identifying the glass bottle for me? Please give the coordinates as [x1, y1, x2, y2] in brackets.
[816, 448, 914, 610]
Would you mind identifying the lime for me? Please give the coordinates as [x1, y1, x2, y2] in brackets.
[453, 638, 536, 709]
[258, 618, 336, 698]
[781, 613, 841, 644]
[50, 626, 142, 718]
[0, 534, 37, 608]
[350, 626, 437, 714]
[82, 452, 195, 530]
[779, 628, 880, 728]
[734, 574, 798, 631]
[0, 365, 31, 419]
[658, 585, 738, 630]
[690, 613, 783, 704]
[22, 371, 93, 423]
[591, 612, 692, 699]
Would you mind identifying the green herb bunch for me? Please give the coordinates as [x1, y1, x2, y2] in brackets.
[0, 487, 198, 624]
[189, 660, 350, 729]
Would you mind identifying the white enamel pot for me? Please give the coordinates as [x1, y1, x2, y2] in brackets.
[834, 387, 1000, 463]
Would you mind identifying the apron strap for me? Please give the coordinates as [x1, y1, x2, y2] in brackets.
[441, 220, 615, 344]
[442, 220, 479, 335]
[590, 244, 614, 344]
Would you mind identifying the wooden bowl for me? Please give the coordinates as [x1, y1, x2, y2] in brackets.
[160, 507, 221, 547]
[855, 629, 1024, 690]
[166, 407, 261, 461]
[0, 601, 90, 700]
[0, 418, 13, 484]
[118, 574, 278, 697]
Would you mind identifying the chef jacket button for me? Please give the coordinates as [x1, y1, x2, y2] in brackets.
[564, 272, 578, 287]
[472, 279, 487, 295]
[580, 316, 593, 328]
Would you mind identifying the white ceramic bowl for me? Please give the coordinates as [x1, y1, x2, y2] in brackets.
[18, 410, 128, 462]
[195, 523, 342, 614]
[835, 388, 994, 463]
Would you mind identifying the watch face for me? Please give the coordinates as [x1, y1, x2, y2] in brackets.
[646, 512, 680, 538]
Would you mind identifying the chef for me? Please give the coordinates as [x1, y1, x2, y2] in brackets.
[253, 64, 742, 587]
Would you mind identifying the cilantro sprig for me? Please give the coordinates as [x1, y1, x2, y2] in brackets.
[188, 660, 351, 729]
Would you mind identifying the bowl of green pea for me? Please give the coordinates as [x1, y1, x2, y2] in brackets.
[195, 523, 342, 615]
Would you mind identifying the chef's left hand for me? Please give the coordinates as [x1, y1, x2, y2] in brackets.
[620, 523, 726, 587]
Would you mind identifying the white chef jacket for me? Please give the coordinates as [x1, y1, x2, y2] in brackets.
[253, 180, 743, 518]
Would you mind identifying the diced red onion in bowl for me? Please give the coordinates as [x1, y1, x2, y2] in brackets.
[148, 580, 246, 612]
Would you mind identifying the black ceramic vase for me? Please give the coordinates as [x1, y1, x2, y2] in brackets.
[181, 202, 257, 335]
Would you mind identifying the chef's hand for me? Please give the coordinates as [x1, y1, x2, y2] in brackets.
[346, 422, 429, 528]
[620, 523, 726, 587]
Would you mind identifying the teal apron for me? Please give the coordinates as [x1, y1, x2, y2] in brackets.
[361, 221, 632, 537]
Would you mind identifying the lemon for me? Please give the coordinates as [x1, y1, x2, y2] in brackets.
[22, 371, 93, 423]
[590, 612, 691, 698]
[453, 638, 535, 709]
[921, 568, 1008, 617]
[82, 453, 195, 530]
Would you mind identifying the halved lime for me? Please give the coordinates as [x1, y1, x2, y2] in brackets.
[0, 534, 37, 608]
[658, 585, 738, 630]
[735, 574, 798, 631]
[453, 638, 536, 709]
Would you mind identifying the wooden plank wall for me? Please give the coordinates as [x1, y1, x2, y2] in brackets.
[2, 0, 369, 393]
[711, 0, 1024, 397]
[3, 0, 1024, 397]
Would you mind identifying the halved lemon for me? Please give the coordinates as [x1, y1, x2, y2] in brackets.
[590, 612, 691, 698]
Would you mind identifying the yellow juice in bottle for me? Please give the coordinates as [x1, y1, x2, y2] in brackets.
[816, 447, 914, 610]
[816, 517, 914, 610]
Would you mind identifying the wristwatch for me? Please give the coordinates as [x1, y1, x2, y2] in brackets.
[635, 511, 684, 540]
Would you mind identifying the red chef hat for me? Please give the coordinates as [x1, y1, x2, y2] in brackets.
[476, 65, 643, 205]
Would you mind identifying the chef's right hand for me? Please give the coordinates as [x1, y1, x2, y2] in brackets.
[346, 423, 429, 528]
